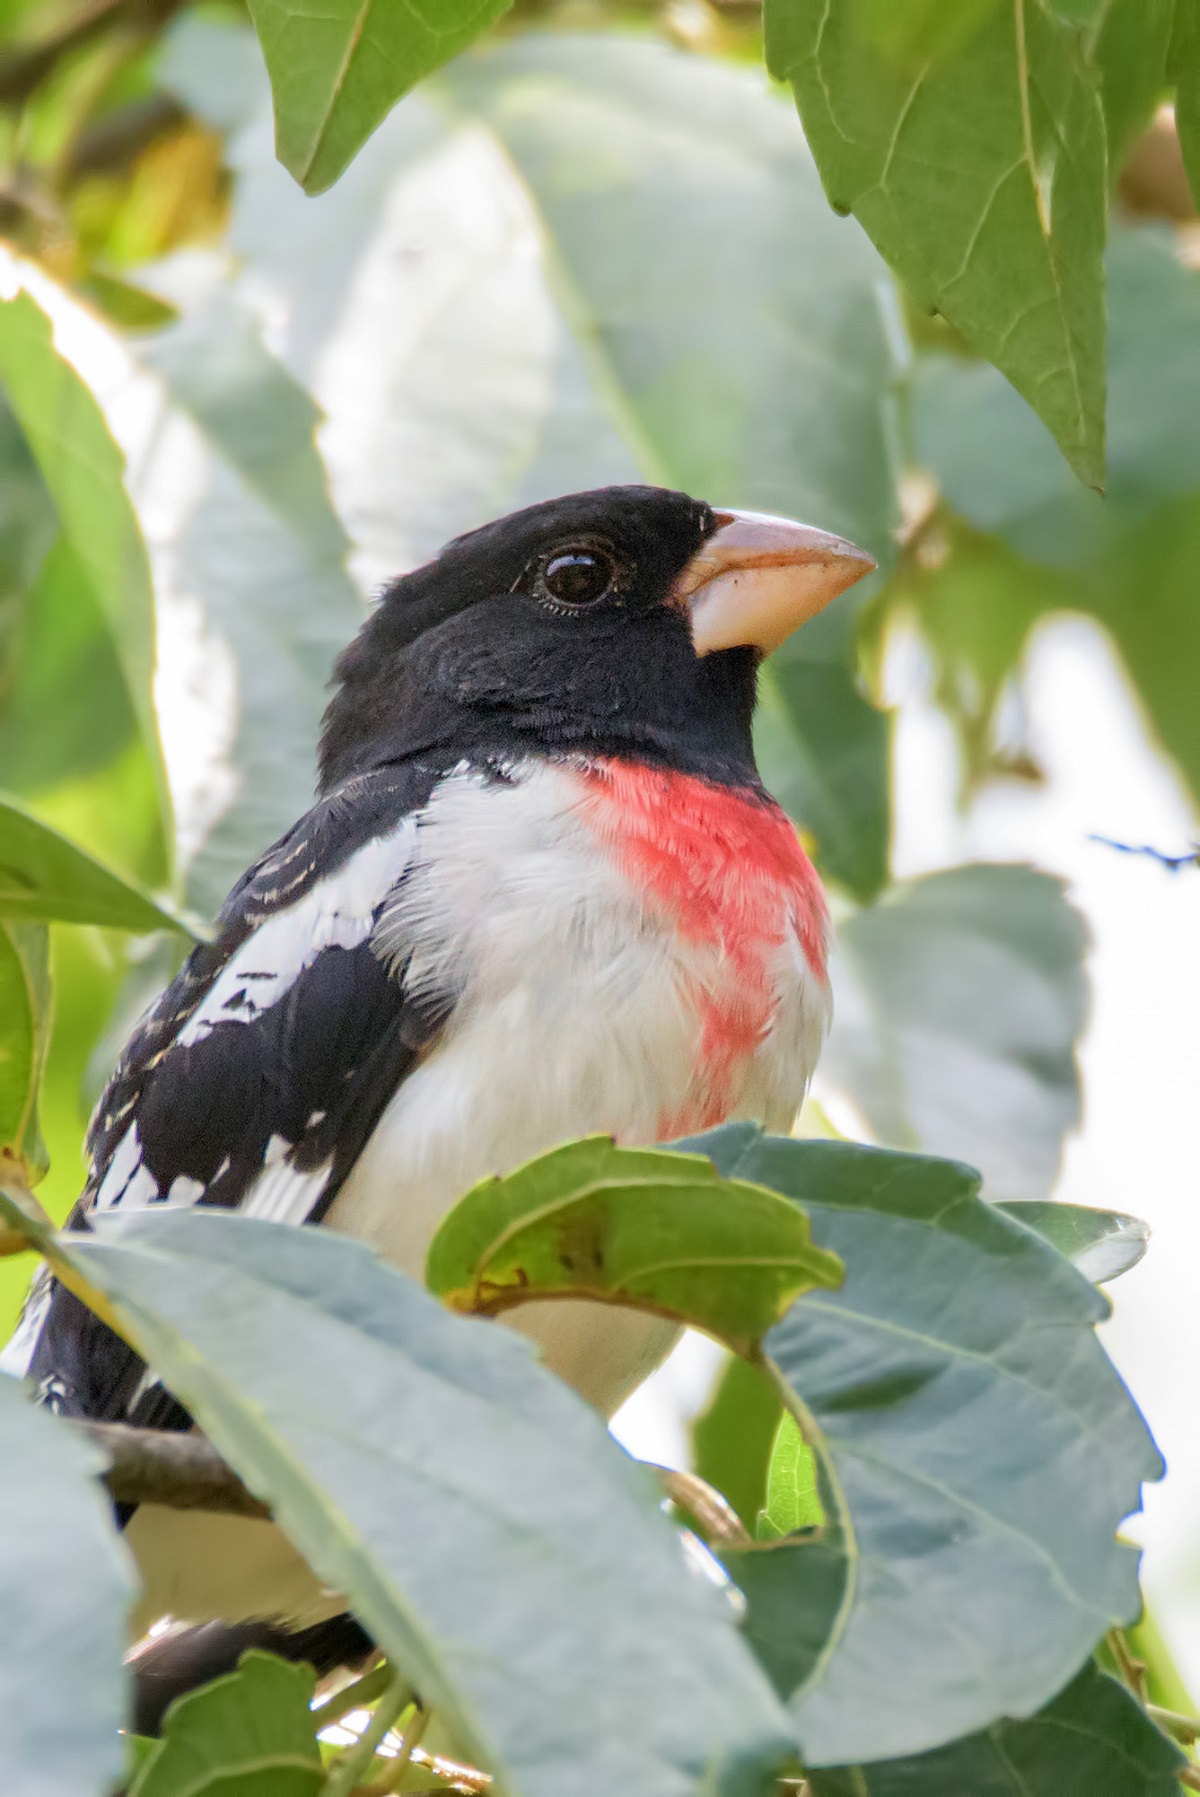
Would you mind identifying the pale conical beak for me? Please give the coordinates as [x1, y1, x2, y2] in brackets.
[673, 509, 876, 656]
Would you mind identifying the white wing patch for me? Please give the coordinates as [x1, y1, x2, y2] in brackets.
[90, 819, 416, 1220]
[178, 820, 417, 1048]
[94, 1122, 155, 1211]
[239, 1134, 333, 1226]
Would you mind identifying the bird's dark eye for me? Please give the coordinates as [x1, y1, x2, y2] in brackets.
[543, 548, 614, 608]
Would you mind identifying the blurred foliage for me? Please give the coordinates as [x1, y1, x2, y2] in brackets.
[0, 0, 1196, 1792]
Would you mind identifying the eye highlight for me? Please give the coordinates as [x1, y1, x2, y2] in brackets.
[542, 547, 615, 609]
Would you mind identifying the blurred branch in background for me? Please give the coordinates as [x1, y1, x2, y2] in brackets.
[1092, 834, 1200, 871]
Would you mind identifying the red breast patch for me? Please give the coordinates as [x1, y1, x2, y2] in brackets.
[573, 759, 828, 1133]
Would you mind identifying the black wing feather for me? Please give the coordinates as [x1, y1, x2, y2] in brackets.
[23, 761, 451, 1426]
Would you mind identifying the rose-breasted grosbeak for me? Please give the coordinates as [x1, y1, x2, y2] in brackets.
[3, 484, 871, 1701]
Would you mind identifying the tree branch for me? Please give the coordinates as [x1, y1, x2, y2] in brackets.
[76, 1420, 271, 1519]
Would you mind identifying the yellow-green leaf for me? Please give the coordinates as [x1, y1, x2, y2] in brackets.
[768, 0, 1108, 486]
[426, 1137, 843, 1357]
[0, 921, 50, 1182]
[246, 0, 516, 194]
[0, 797, 193, 934]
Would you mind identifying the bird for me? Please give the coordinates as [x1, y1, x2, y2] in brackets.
[2, 482, 872, 1721]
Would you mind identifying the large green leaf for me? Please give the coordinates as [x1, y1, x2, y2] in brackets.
[0, 536, 140, 797]
[245, 0, 515, 194]
[131, 1651, 323, 1797]
[768, 0, 1107, 486]
[685, 1126, 1158, 1765]
[427, 1136, 842, 1355]
[807, 1662, 1183, 1794]
[67, 1208, 797, 1796]
[821, 865, 1086, 1201]
[134, 292, 363, 912]
[0, 920, 50, 1179]
[0, 290, 168, 831]
[0, 1371, 133, 1797]
[166, 20, 901, 900]
[0, 796, 190, 932]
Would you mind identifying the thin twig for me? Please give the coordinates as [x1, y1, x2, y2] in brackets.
[74, 1420, 271, 1519]
[1108, 1627, 1151, 1704]
[322, 1676, 415, 1797]
[652, 1465, 752, 1549]
[1177, 1763, 1200, 1791]
[405, 1745, 492, 1792]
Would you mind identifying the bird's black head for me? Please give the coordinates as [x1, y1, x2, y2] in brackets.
[318, 484, 872, 793]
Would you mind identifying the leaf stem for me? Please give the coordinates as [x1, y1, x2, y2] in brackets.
[1148, 1704, 1200, 1745]
[321, 1676, 415, 1797]
[1108, 1626, 1151, 1703]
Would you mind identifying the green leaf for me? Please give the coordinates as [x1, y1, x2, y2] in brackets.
[0, 921, 50, 1179]
[998, 1199, 1149, 1282]
[0, 536, 140, 797]
[134, 292, 364, 916]
[67, 1208, 797, 1796]
[245, 0, 516, 194]
[131, 1651, 323, 1797]
[806, 1662, 1183, 1794]
[0, 391, 56, 686]
[692, 1354, 784, 1532]
[0, 920, 127, 1341]
[0, 796, 191, 932]
[0, 290, 168, 827]
[758, 1411, 821, 1540]
[686, 1126, 1159, 1765]
[768, 0, 1108, 486]
[1171, 0, 1200, 210]
[911, 227, 1200, 801]
[1046, 0, 1111, 21]
[755, 658, 891, 900]
[426, 1136, 843, 1357]
[822, 864, 1086, 1201]
[1091, 0, 1173, 178]
[838, 0, 1004, 65]
[0, 1371, 133, 1797]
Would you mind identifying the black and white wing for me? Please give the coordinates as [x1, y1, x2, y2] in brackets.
[4, 762, 452, 1426]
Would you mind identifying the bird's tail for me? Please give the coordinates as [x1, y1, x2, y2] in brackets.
[127, 1612, 375, 1735]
